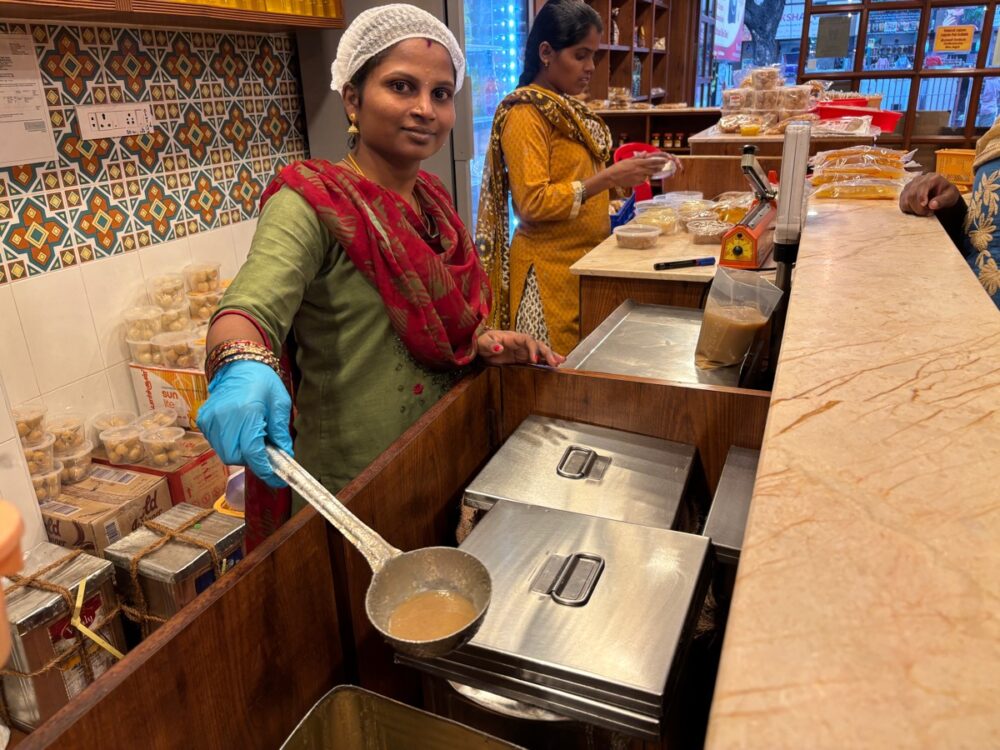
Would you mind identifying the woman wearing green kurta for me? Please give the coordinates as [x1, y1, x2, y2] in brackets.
[196, 5, 561, 503]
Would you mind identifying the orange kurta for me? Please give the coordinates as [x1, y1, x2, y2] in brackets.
[501, 104, 610, 355]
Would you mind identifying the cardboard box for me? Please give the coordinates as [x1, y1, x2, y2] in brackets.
[41, 467, 172, 557]
[129, 363, 208, 429]
[93, 433, 227, 509]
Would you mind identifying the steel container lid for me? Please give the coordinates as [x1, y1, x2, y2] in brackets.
[403, 501, 710, 739]
[463, 416, 695, 530]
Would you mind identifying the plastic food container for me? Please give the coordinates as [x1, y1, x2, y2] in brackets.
[613, 224, 662, 249]
[127, 338, 162, 366]
[88, 410, 137, 447]
[48, 414, 86, 454]
[657, 191, 704, 207]
[721, 88, 750, 112]
[13, 404, 47, 446]
[152, 331, 204, 370]
[815, 104, 903, 132]
[688, 220, 734, 245]
[101, 425, 145, 466]
[678, 200, 718, 223]
[123, 306, 164, 341]
[187, 290, 224, 322]
[58, 441, 93, 484]
[23, 433, 56, 475]
[634, 205, 680, 235]
[183, 262, 221, 293]
[779, 85, 811, 111]
[133, 408, 178, 432]
[0, 500, 24, 666]
[140, 426, 185, 468]
[159, 306, 193, 334]
[148, 274, 186, 310]
[753, 89, 780, 110]
[751, 67, 781, 90]
[32, 462, 62, 502]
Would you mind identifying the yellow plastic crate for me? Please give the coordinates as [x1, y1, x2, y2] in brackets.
[935, 148, 976, 186]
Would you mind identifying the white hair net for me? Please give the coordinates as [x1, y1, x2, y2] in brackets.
[330, 4, 466, 94]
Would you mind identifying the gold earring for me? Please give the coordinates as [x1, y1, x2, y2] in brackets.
[347, 113, 359, 136]
[543, 60, 550, 69]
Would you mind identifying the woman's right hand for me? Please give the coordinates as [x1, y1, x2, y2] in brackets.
[899, 173, 962, 216]
[603, 154, 672, 189]
[196, 359, 293, 488]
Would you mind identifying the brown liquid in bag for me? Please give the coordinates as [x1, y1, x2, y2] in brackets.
[387, 590, 478, 641]
[695, 304, 769, 369]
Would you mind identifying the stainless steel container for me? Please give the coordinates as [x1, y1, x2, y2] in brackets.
[104, 502, 244, 633]
[280, 684, 524, 749]
[2, 542, 126, 731]
[463, 416, 696, 531]
[562, 300, 741, 387]
[399, 501, 711, 740]
[703, 446, 759, 606]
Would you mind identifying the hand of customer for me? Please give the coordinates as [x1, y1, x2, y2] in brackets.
[899, 173, 962, 216]
[477, 330, 565, 367]
[196, 359, 293, 488]
[605, 153, 677, 189]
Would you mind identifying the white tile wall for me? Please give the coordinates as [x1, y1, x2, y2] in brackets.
[0, 221, 254, 548]
[0, 286, 41, 406]
[12, 267, 104, 394]
[81, 250, 150, 368]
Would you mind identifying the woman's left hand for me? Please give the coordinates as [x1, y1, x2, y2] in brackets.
[477, 330, 565, 367]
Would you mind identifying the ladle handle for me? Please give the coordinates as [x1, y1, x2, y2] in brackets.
[265, 445, 400, 574]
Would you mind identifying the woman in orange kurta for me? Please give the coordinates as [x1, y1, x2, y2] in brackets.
[477, 0, 674, 354]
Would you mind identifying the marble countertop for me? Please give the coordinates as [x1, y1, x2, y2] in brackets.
[569, 229, 724, 283]
[705, 201, 1000, 748]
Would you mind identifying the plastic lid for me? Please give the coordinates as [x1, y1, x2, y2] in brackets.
[613, 224, 661, 236]
[23, 432, 55, 451]
[133, 408, 178, 431]
[186, 290, 224, 301]
[124, 305, 162, 321]
[49, 413, 84, 430]
[34, 460, 63, 481]
[91, 410, 138, 430]
[101, 425, 141, 442]
[184, 262, 220, 274]
[149, 273, 183, 285]
[58, 440, 94, 461]
[139, 426, 185, 443]
[152, 331, 196, 347]
[12, 404, 46, 421]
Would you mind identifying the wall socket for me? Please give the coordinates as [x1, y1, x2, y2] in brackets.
[75, 103, 155, 139]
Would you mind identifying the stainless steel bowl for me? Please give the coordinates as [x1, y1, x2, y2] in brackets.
[367, 547, 491, 659]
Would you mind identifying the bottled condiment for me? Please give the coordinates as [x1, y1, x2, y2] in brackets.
[651, 132, 661, 148]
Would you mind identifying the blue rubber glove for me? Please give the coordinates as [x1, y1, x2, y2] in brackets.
[196, 359, 293, 488]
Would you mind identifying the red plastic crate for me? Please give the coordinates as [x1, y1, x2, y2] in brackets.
[815, 104, 903, 132]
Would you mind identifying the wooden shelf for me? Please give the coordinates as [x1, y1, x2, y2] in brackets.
[603, 43, 632, 52]
[0, 0, 344, 30]
[635, 46, 651, 54]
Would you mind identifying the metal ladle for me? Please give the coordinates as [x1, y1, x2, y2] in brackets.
[266, 446, 491, 658]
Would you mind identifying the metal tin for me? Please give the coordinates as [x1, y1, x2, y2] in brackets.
[281, 684, 524, 749]
[704, 447, 759, 565]
[400, 501, 710, 739]
[2, 542, 125, 731]
[104, 502, 244, 585]
[562, 301, 741, 387]
[463, 416, 695, 531]
[104, 503, 244, 630]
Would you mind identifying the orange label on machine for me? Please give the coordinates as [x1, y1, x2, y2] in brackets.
[720, 202, 777, 269]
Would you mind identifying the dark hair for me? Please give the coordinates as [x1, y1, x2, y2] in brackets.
[519, 0, 602, 88]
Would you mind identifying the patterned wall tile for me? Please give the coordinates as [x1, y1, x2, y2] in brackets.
[0, 21, 308, 283]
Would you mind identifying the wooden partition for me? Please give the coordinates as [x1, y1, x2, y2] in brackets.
[21, 512, 346, 750]
[20, 364, 770, 749]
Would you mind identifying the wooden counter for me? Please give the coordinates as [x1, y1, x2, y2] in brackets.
[570, 229, 720, 336]
[688, 125, 874, 157]
[705, 201, 1000, 748]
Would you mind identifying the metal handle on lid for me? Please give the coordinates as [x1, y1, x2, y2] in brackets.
[556, 446, 597, 479]
[265, 446, 400, 574]
[550, 553, 605, 607]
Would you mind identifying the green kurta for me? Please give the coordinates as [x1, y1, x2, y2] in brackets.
[218, 187, 462, 505]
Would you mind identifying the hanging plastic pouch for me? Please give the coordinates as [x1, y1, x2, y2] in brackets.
[695, 268, 783, 370]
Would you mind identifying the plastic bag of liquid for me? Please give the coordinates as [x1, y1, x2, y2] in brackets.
[695, 268, 783, 370]
[810, 178, 906, 200]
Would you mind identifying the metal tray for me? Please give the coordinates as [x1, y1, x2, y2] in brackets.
[562, 300, 741, 387]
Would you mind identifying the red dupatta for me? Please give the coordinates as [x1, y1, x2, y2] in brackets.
[261, 159, 491, 369]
